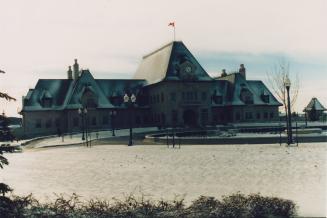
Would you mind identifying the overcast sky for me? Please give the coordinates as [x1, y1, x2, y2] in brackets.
[1, 0, 326, 116]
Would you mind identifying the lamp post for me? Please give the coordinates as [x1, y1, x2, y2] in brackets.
[110, 110, 117, 136]
[124, 93, 136, 146]
[284, 76, 293, 145]
[78, 107, 88, 146]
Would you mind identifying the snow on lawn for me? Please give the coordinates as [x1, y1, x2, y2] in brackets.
[1, 143, 326, 217]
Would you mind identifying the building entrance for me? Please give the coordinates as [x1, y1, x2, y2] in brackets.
[183, 109, 198, 127]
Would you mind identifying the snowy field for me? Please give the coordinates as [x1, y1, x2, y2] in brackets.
[1, 143, 326, 217]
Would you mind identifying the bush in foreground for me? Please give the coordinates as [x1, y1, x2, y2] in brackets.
[0, 193, 296, 218]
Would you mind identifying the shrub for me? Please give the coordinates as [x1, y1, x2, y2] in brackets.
[1, 192, 297, 217]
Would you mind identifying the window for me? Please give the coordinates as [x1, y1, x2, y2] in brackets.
[270, 112, 274, 119]
[136, 116, 141, 125]
[161, 93, 164, 102]
[55, 118, 60, 127]
[35, 119, 41, 128]
[109, 95, 123, 106]
[235, 112, 241, 121]
[213, 95, 223, 104]
[87, 98, 97, 108]
[143, 115, 148, 124]
[264, 112, 268, 119]
[45, 119, 52, 128]
[161, 113, 166, 124]
[82, 89, 98, 108]
[201, 109, 208, 124]
[73, 117, 79, 127]
[194, 92, 198, 100]
[256, 113, 261, 120]
[220, 114, 225, 122]
[102, 116, 108, 125]
[43, 98, 52, 108]
[245, 112, 253, 120]
[213, 115, 218, 123]
[182, 92, 186, 100]
[201, 92, 207, 101]
[92, 116, 97, 126]
[187, 92, 192, 100]
[261, 94, 270, 103]
[240, 88, 253, 104]
[170, 92, 176, 101]
[172, 110, 178, 123]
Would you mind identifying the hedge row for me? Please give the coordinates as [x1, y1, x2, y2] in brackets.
[0, 192, 296, 218]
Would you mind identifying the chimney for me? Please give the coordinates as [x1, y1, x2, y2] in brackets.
[221, 69, 227, 77]
[239, 64, 246, 79]
[67, 66, 73, 79]
[73, 59, 79, 80]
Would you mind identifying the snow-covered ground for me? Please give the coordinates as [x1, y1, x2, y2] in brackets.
[25, 127, 158, 148]
[1, 143, 326, 217]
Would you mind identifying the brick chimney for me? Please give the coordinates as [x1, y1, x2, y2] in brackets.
[67, 66, 73, 79]
[221, 69, 227, 77]
[239, 64, 246, 79]
[73, 59, 79, 80]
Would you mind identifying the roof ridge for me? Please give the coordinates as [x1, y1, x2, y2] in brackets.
[143, 41, 181, 59]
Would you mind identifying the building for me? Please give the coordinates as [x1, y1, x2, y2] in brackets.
[21, 41, 281, 137]
[303, 97, 326, 121]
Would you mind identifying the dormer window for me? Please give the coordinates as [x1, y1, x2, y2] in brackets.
[40, 90, 53, 108]
[261, 90, 270, 103]
[43, 98, 52, 107]
[212, 95, 223, 104]
[240, 88, 253, 104]
[81, 86, 98, 108]
[212, 90, 223, 104]
[109, 92, 123, 106]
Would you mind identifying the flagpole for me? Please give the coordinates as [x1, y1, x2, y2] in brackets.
[174, 26, 176, 41]
[168, 22, 176, 41]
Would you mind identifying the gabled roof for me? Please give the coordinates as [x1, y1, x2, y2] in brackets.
[133, 41, 213, 85]
[64, 70, 113, 109]
[23, 79, 73, 111]
[22, 70, 147, 112]
[304, 97, 326, 112]
[217, 73, 282, 106]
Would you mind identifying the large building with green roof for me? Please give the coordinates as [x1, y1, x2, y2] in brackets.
[21, 41, 282, 136]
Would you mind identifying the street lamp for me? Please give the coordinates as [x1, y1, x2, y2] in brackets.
[284, 76, 293, 145]
[124, 93, 136, 146]
[78, 107, 88, 146]
[109, 110, 117, 136]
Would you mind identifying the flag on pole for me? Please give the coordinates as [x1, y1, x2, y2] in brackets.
[168, 22, 176, 41]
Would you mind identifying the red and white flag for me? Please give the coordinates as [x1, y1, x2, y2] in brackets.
[168, 22, 175, 27]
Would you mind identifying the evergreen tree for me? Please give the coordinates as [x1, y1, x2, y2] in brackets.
[0, 69, 15, 203]
[0, 113, 14, 141]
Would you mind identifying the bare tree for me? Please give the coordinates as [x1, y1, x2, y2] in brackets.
[266, 60, 299, 114]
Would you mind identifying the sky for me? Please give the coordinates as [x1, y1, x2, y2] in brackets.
[0, 0, 326, 117]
